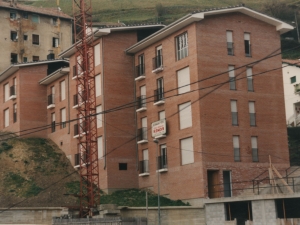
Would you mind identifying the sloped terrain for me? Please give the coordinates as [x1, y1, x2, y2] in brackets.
[0, 136, 80, 208]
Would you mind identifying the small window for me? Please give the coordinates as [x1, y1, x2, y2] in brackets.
[251, 137, 258, 162]
[51, 113, 55, 133]
[32, 34, 39, 45]
[22, 12, 28, 19]
[52, 18, 57, 25]
[52, 37, 59, 47]
[233, 136, 240, 162]
[249, 101, 256, 126]
[136, 54, 144, 77]
[244, 33, 251, 57]
[10, 31, 17, 41]
[11, 53, 18, 64]
[60, 108, 66, 128]
[231, 100, 238, 126]
[10, 11, 17, 19]
[229, 65, 236, 90]
[177, 67, 190, 94]
[181, 137, 194, 165]
[176, 32, 188, 60]
[97, 136, 103, 159]
[60, 80, 66, 101]
[247, 67, 254, 92]
[94, 43, 101, 66]
[4, 108, 9, 128]
[32, 14, 39, 23]
[291, 76, 296, 84]
[13, 104, 17, 123]
[226, 31, 234, 55]
[179, 102, 192, 129]
[119, 163, 127, 170]
[23, 35, 28, 41]
[23, 57, 27, 63]
[32, 56, 39, 61]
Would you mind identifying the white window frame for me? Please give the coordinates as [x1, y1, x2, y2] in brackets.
[176, 32, 188, 60]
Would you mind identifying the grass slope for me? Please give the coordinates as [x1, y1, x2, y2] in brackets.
[27, 0, 277, 24]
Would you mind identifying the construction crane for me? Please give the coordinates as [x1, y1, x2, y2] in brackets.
[73, 0, 100, 218]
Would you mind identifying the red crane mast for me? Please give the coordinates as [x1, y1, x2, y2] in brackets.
[73, 0, 100, 217]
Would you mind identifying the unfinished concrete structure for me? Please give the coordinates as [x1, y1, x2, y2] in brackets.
[0, 0, 72, 73]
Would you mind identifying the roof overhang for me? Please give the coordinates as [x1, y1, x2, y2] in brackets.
[39, 67, 70, 85]
[126, 6, 294, 54]
[0, 59, 69, 83]
[59, 24, 165, 58]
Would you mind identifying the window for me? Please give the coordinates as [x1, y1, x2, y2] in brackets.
[11, 53, 18, 64]
[4, 108, 9, 128]
[11, 31, 17, 41]
[33, 56, 39, 61]
[154, 78, 164, 102]
[119, 163, 127, 170]
[251, 137, 258, 162]
[227, 31, 234, 55]
[13, 104, 17, 123]
[52, 18, 57, 25]
[12, 77, 17, 96]
[4, 83, 9, 102]
[231, 100, 238, 126]
[60, 80, 66, 101]
[140, 149, 149, 173]
[138, 117, 147, 142]
[179, 102, 192, 129]
[95, 74, 101, 97]
[94, 43, 101, 66]
[228, 66, 236, 90]
[244, 33, 251, 57]
[181, 137, 194, 165]
[158, 144, 167, 169]
[249, 101, 256, 126]
[136, 54, 145, 77]
[247, 67, 254, 92]
[153, 45, 163, 70]
[96, 105, 102, 128]
[32, 14, 39, 23]
[52, 37, 59, 47]
[291, 76, 296, 84]
[10, 11, 17, 19]
[23, 35, 28, 41]
[176, 32, 188, 60]
[51, 113, 55, 132]
[233, 136, 240, 161]
[177, 67, 190, 94]
[138, 85, 146, 109]
[23, 57, 27, 63]
[22, 12, 28, 19]
[32, 34, 39, 45]
[60, 108, 66, 128]
[159, 111, 165, 120]
[97, 136, 103, 159]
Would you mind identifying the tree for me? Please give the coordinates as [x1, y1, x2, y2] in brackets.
[262, 0, 296, 22]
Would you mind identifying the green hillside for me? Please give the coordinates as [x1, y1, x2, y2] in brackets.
[24, 0, 289, 24]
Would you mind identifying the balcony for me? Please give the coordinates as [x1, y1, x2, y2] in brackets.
[9, 85, 16, 100]
[154, 88, 164, 106]
[157, 155, 168, 172]
[135, 64, 145, 81]
[136, 95, 146, 112]
[47, 94, 55, 109]
[73, 122, 86, 138]
[137, 127, 148, 144]
[152, 55, 163, 73]
[139, 160, 149, 176]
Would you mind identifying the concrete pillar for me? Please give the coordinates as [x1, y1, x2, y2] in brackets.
[252, 200, 277, 225]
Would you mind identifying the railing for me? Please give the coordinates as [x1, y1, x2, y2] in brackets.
[157, 155, 167, 170]
[154, 88, 164, 102]
[48, 94, 54, 105]
[152, 55, 163, 70]
[139, 160, 149, 174]
[227, 42, 234, 55]
[10, 85, 16, 96]
[137, 95, 146, 109]
[137, 127, 147, 142]
[135, 64, 145, 78]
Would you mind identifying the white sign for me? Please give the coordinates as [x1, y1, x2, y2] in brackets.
[152, 119, 166, 137]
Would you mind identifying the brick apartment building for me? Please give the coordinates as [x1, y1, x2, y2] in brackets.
[0, 5, 293, 205]
[126, 6, 293, 205]
[0, 0, 72, 73]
